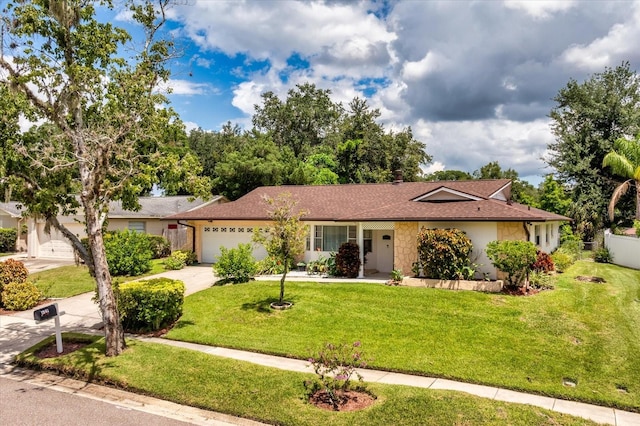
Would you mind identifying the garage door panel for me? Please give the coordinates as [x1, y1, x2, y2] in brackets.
[202, 225, 266, 263]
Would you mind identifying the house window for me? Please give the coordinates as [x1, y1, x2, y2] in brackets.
[534, 225, 541, 246]
[545, 224, 551, 246]
[128, 221, 146, 233]
[313, 225, 356, 252]
[363, 230, 373, 254]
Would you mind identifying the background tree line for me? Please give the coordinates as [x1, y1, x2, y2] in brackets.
[187, 83, 431, 200]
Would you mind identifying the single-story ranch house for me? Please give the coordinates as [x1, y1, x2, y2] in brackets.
[165, 179, 569, 279]
[21, 196, 226, 259]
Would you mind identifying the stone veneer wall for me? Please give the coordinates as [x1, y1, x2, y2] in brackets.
[394, 222, 418, 276]
[497, 222, 527, 241]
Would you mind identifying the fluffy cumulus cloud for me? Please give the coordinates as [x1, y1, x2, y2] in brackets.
[163, 0, 640, 181]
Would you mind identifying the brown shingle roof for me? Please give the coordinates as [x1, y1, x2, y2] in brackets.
[165, 180, 568, 222]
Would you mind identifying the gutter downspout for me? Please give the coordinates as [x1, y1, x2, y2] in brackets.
[178, 220, 197, 253]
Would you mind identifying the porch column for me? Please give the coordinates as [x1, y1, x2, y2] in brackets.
[358, 223, 364, 278]
[27, 218, 37, 258]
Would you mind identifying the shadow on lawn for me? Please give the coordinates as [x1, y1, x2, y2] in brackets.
[241, 296, 298, 313]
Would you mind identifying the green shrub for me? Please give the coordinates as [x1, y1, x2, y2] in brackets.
[0, 258, 29, 304]
[558, 239, 584, 261]
[529, 271, 555, 290]
[1, 281, 42, 311]
[634, 220, 640, 237]
[485, 240, 537, 288]
[164, 250, 188, 270]
[117, 277, 185, 332]
[417, 228, 473, 280]
[163, 250, 196, 270]
[213, 243, 257, 283]
[335, 242, 361, 278]
[0, 258, 28, 286]
[104, 230, 153, 276]
[148, 235, 171, 259]
[256, 255, 285, 275]
[593, 247, 613, 263]
[551, 251, 574, 273]
[0, 228, 17, 252]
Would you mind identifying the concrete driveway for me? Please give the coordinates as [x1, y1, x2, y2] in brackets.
[1, 254, 76, 273]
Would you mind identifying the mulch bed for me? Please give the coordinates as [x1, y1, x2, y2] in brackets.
[575, 276, 606, 283]
[309, 389, 376, 411]
[35, 340, 90, 359]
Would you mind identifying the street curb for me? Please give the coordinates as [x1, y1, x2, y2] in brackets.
[0, 365, 267, 426]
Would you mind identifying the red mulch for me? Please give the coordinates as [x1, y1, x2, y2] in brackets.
[502, 287, 540, 296]
[309, 389, 376, 411]
[34, 340, 90, 359]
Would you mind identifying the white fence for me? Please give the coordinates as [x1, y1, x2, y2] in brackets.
[604, 230, 640, 270]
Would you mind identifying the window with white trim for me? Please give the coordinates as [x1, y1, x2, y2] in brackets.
[313, 225, 357, 252]
[128, 221, 146, 233]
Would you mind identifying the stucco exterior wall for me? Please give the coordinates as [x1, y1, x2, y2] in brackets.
[394, 222, 418, 276]
[497, 222, 527, 241]
[420, 221, 498, 280]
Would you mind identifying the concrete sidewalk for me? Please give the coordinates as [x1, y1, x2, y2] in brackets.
[1, 264, 639, 425]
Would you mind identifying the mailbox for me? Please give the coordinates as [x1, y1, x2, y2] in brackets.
[34, 304, 58, 321]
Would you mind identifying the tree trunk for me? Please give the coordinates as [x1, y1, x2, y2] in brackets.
[84, 203, 126, 356]
[279, 260, 288, 304]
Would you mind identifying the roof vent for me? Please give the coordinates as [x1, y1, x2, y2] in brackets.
[393, 169, 403, 185]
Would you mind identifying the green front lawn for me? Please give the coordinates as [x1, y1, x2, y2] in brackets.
[166, 260, 640, 411]
[17, 334, 597, 426]
[30, 259, 167, 298]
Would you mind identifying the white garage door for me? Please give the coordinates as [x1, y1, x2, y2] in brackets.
[37, 223, 85, 259]
[201, 225, 267, 263]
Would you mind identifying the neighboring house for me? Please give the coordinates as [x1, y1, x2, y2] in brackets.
[165, 179, 569, 279]
[0, 202, 27, 252]
[24, 196, 226, 259]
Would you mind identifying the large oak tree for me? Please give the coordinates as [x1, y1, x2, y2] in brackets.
[0, 0, 209, 356]
[547, 62, 640, 237]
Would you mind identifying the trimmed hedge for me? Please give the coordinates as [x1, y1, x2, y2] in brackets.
[2, 281, 42, 311]
[0, 228, 17, 252]
[117, 277, 185, 332]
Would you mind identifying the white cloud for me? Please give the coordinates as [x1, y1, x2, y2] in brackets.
[402, 51, 450, 81]
[160, 79, 214, 96]
[172, 0, 394, 81]
[561, 1, 640, 71]
[503, 0, 577, 19]
[414, 118, 554, 178]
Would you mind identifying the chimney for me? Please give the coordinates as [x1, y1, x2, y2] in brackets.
[393, 169, 403, 185]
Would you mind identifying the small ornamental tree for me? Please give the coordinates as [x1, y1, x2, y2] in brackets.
[253, 193, 308, 306]
[486, 240, 537, 289]
[416, 228, 473, 280]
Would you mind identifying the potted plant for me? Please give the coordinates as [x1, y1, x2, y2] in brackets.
[297, 261, 306, 272]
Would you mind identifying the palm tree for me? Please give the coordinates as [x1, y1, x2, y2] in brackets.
[602, 136, 640, 220]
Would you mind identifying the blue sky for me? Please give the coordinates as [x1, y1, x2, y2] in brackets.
[113, 0, 640, 185]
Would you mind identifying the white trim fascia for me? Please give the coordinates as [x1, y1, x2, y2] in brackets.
[489, 181, 512, 201]
[412, 187, 483, 202]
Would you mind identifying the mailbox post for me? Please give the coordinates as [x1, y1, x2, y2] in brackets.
[34, 303, 65, 353]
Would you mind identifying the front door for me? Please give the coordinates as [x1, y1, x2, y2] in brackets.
[375, 230, 394, 273]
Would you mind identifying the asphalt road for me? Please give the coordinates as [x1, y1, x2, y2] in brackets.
[0, 377, 190, 426]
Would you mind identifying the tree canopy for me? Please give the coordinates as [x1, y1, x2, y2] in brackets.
[190, 84, 432, 200]
[0, 0, 209, 355]
[547, 62, 640, 237]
